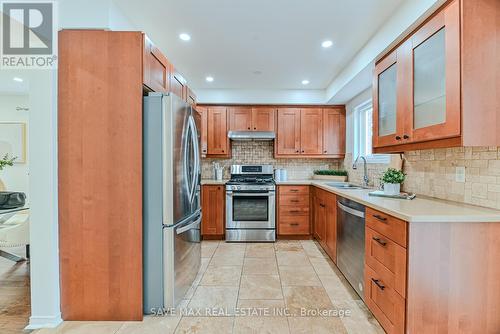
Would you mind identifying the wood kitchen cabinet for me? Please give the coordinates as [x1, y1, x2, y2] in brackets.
[143, 35, 171, 93]
[276, 107, 345, 158]
[229, 107, 253, 131]
[276, 108, 301, 155]
[197, 106, 208, 157]
[373, 0, 500, 152]
[201, 185, 225, 238]
[171, 69, 187, 100]
[312, 187, 337, 260]
[252, 107, 275, 131]
[207, 106, 230, 157]
[229, 107, 276, 132]
[323, 108, 346, 156]
[277, 186, 311, 237]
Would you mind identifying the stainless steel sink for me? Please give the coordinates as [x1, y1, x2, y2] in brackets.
[324, 182, 366, 190]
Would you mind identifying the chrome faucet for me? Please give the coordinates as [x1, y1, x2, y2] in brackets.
[352, 156, 369, 187]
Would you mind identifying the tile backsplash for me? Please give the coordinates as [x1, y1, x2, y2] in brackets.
[202, 141, 341, 180]
[203, 142, 500, 211]
[403, 147, 500, 210]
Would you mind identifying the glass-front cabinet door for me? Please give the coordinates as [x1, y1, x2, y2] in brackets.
[373, 48, 406, 147]
[409, 0, 460, 142]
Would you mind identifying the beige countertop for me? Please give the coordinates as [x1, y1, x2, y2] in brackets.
[201, 179, 228, 185]
[277, 179, 500, 223]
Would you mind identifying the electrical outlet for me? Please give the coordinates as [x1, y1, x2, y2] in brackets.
[455, 166, 466, 183]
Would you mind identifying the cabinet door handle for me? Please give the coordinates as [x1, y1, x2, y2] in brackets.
[319, 203, 326, 208]
[372, 237, 387, 246]
[395, 136, 402, 140]
[324, 150, 327, 153]
[403, 134, 409, 139]
[254, 127, 257, 130]
[371, 278, 385, 290]
[373, 214, 387, 223]
[247, 127, 251, 130]
[296, 150, 300, 153]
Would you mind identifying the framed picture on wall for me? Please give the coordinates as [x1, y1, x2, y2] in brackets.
[0, 122, 27, 164]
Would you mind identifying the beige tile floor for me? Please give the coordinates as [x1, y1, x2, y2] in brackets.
[35, 240, 384, 334]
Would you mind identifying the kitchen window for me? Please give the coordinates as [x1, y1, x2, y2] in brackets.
[353, 100, 391, 164]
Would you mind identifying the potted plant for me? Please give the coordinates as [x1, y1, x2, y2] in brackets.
[380, 168, 405, 195]
[0, 154, 16, 191]
[313, 169, 348, 182]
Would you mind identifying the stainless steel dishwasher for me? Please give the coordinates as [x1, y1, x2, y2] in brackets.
[336, 196, 365, 299]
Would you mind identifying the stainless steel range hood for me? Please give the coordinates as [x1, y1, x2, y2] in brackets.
[228, 131, 275, 141]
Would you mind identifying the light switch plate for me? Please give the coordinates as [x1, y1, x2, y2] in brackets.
[455, 166, 466, 183]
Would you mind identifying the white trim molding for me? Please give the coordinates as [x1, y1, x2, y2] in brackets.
[25, 314, 63, 330]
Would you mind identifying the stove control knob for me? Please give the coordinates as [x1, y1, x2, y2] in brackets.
[237, 186, 241, 190]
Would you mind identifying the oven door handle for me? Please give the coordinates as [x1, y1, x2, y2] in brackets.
[227, 192, 274, 197]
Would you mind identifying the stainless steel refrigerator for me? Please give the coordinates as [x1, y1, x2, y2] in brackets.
[143, 93, 202, 312]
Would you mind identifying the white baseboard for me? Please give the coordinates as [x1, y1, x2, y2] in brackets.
[25, 314, 63, 330]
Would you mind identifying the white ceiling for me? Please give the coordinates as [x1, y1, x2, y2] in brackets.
[115, 0, 405, 91]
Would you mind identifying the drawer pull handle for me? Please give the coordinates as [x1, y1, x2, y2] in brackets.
[290, 223, 299, 226]
[290, 200, 299, 203]
[373, 214, 387, 222]
[289, 210, 301, 214]
[372, 279, 385, 291]
[372, 237, 387, 246]
[319, 203, 326, 208]
[289, 189, 299, 192]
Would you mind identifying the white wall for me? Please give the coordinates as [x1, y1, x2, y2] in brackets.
[0, 94, 30, 198]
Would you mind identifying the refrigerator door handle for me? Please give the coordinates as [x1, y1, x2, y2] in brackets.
[176, 214, 202, 235]
[187, 115, 200, 204]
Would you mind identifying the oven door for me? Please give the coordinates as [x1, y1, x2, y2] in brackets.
[226, 190, 275, 229]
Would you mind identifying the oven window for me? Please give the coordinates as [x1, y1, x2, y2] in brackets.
[233, 195, 268, 221]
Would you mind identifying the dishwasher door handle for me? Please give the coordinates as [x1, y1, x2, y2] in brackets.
[337, 201, 365, 218]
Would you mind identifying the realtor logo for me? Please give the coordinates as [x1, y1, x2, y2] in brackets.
[1, 1, 57, 69]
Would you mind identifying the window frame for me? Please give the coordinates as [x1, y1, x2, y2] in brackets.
[353, 100, 391, 164]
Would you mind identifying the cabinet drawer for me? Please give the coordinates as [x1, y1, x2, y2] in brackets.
[279, 205, 309, 216]
[279, 194, 309, 206]
[366, 227, 407, 298]
[279, 216, 310, 235]
[366, 208, 407, 247]
[279, 185, 309, 195]
[365, 265, 405, 334]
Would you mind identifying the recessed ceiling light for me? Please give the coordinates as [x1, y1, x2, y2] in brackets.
[179, 33, 191, 41]
[206, 76, 214, 82]
[13, 77, 23, 82]
[321, 40, 333, 48]
[301, 80, 310, 85]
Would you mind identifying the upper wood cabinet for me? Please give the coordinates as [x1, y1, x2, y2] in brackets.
[229, 107, 253, 131]
[300, 108, 323, 155]
[276, 108, 301, 155]
[143, 35, 170, 93]
[229, 107, 276, 132]
[276, 107, 345, 158]
[171, 69, 187, 100]
[207, 106, 230, 156]
[252, 107, 275, 131]
[373, 0, 499, 152]
[323, 108, 346, 155]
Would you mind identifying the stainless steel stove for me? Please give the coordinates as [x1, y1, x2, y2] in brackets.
[225, 165, 276, 242]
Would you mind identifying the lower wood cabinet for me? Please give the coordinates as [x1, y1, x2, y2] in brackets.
[277, 186, 310, 236]
[312, 187, 337, 261]
[201, 185, 225, 238]
[364, 207, 407, 334]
